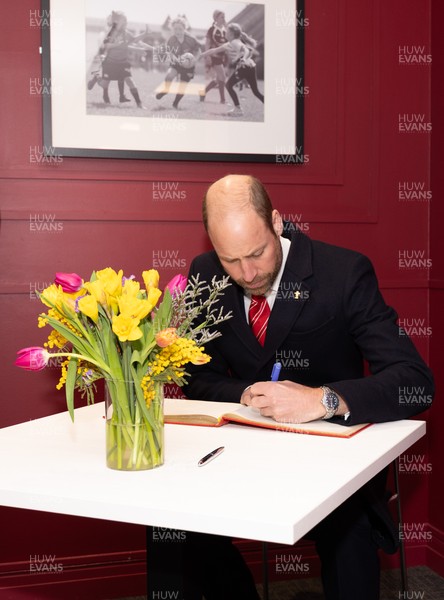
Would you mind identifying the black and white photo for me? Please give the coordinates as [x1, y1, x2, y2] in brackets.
[42, 0, 303, 161]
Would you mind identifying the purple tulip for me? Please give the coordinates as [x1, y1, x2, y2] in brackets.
[165, 274, 187, 297]
[15, 347, 50, 371]
[55, 272, 83, 293]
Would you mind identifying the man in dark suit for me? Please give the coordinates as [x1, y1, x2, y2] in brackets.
[181, 174, 434, 600]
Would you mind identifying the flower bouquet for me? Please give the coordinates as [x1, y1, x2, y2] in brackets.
[16, 268, 231, 470]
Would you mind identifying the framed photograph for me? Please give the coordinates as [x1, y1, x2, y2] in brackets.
[41, 0, 304, 162]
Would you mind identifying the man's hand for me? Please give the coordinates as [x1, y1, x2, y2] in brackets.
[240, 380, 328, 424]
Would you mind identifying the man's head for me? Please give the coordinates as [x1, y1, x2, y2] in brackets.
[203, 175, 283, 296]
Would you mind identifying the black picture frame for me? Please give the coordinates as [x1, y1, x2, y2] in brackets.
[41, 0, 304, 162]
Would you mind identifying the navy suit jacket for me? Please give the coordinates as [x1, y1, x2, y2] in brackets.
[184, 232, 434, 426]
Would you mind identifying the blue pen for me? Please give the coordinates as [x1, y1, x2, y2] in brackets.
[271, 362, 282, 381]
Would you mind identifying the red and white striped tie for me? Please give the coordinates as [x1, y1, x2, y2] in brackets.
[249, 295, 270, 346]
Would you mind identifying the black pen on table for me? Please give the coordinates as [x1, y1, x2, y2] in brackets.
[198, 446, 225, 467]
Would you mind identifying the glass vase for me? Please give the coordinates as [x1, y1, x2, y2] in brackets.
[105, 379, 164, 471]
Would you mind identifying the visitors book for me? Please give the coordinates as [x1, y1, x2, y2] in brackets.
[164, 399, 370, 439]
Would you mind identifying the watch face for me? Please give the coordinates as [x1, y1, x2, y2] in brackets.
[322, 387, 339, 419]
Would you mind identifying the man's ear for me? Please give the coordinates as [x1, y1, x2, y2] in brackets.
[272, 209, 284, 236]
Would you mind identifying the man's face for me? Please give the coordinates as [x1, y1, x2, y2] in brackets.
[208, 209, 283, 296]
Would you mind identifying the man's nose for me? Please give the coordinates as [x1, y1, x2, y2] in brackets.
[240, 260, 257, 283]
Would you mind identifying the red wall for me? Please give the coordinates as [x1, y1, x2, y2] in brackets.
[428, 0, 444, 576]
[0, 0, 441, 596]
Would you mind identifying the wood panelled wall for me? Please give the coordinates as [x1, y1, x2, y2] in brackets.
[0, 0, 441, 597]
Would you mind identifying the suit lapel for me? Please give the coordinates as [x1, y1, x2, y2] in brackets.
[261, 233, 313, 368]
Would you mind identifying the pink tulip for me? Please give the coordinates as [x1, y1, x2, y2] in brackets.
[55, 272, 83, 293]
[15, 347, 50, 371]
[166, 274, 187, 297]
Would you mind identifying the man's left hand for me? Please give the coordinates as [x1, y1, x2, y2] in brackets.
[241, 380, 326, 423]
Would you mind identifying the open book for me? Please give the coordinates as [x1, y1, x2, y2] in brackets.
[164, 398, 370, 439]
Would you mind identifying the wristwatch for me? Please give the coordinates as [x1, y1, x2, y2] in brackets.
[320, 386, 340, 419]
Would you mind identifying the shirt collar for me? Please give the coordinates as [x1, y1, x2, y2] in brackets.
[243, 236, 291, 316]
[267, 236, 291, 296]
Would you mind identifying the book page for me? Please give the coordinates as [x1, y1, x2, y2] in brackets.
[164, 398, 369, 437]
[223, 405, 370, 438]
[164, 397, 241, 425]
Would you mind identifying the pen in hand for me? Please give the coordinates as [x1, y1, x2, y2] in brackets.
[242, 362, 282, 407]
[271, 361, 282, 382]
[198, 446, 225, 467]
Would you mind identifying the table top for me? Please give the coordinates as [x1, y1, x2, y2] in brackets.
[0, 401, 425, 544]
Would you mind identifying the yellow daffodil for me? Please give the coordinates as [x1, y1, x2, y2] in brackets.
[142, 269, 160, 290]
[40, 283, 61, 309]
[96, 267, 123, 296]
[147, 286, 162, 311]
[40, 283, 77, 319]
[77, 295, 99, 323]
[122, 278, 140, 297]
[118, 295, 151, 321]
[60, 289, 85, 319]
[81, 268, 122, 314]
[84, 279, 107, 305]
[112, 314, 142, 342]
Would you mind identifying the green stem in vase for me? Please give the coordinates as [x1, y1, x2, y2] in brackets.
[105, 378, 164, 470]
[131, 403, 142, 469]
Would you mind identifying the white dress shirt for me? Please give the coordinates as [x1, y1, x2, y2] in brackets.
[243, 236, 291, 319]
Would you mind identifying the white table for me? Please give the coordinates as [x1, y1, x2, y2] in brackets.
[0, 401, 425, 545]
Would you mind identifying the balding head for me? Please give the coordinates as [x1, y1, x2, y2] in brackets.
[201, 175, 284, 296]
[202, 174, 274, 234]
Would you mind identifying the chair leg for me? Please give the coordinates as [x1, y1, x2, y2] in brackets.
[394, 457, 408, 593]
[262, 541, 269, 600]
